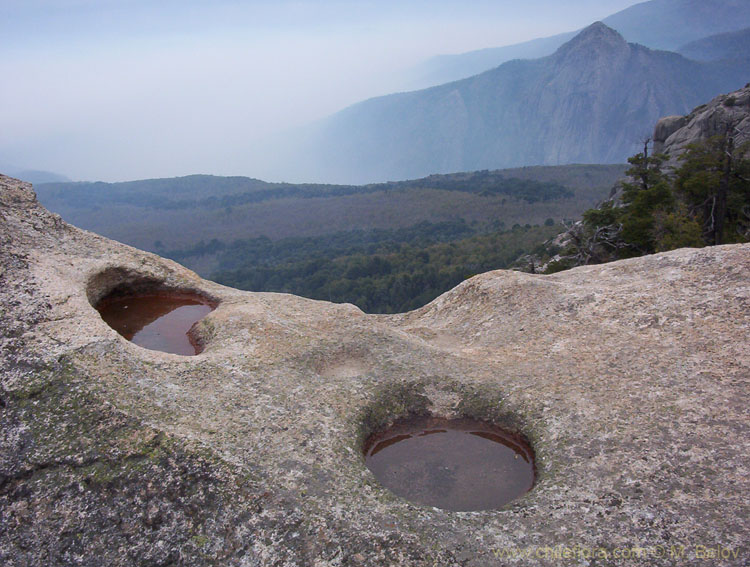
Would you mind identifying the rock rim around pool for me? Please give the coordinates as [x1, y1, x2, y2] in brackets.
[94, 288, 218, 355]
[363, 416, 536, 511]
[1, 173, 749, 566]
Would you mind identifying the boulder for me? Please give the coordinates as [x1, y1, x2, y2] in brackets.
[655, 84, 750, 167]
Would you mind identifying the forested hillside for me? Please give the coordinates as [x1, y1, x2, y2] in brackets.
[36, 164, 623, 256]
[36, 164, 625, 312]
[170, 221, 561, 313]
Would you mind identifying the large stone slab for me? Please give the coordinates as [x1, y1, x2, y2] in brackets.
[1, 174, 748, 565]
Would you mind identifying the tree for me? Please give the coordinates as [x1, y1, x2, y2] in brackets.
[567, 139, 672, 263]
[617, 139, 675, 255]
[555, 132, 750, 273]
[675, 125, 750, 245]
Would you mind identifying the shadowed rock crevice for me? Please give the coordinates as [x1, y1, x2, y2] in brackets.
[86, 266, 220, 309]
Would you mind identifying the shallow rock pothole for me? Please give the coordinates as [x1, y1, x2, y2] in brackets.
[88, 268, 217, 355]
[363, 415, 535, 511]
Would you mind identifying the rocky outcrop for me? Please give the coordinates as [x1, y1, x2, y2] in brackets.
[530, 83, 750, 273]
[2, 173, 749, 565]
[654, 83, 750, 162]
[652, 114, 688, 148]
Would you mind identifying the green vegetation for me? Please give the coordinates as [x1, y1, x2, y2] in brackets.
[35, 165, 628, 313]
[40, 171, 572, 210]
[168, 222, 561, 313]
[35, 165, 625, 253]
[554, 133, 750, 269]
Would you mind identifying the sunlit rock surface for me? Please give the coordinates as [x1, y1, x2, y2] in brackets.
[654, 83, 750, 163]
[1, 173, 748, 565]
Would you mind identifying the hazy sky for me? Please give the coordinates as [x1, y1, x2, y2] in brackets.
[1, 0, 640, 182]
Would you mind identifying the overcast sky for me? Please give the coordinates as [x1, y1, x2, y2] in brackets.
[1, 0, 640, 182]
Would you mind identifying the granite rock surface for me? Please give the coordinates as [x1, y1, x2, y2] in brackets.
[1, 174, 748, 566]
[654, 83, 750, 166]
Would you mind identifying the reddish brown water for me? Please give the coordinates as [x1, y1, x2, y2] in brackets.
[363, 416, 535, 511]
[97, 294, 214, 355]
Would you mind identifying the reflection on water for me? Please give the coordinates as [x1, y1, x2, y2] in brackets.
[364, 416, 535, 511]
[97, 294, 214, 355]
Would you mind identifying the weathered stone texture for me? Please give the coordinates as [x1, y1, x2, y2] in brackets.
[1, 173, 749, 565]
[653, 83, 750, 161]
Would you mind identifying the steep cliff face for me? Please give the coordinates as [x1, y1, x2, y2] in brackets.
[2, 174, 749, 565]
[290, 23, 748, 184]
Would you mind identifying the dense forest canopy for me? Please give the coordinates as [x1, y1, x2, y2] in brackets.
[187, 222, 562, 314]
[36, 165, 623, 278]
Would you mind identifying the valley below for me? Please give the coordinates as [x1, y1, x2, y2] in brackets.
[36, 164, 625, 312]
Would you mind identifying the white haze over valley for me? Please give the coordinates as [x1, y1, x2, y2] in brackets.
[1, 0, 639, 183]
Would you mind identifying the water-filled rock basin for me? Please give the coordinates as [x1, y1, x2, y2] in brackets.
[364, 416, 535, 511]
[96, 293, 214, 355]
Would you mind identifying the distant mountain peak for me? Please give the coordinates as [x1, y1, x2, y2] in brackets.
[410, 0, 750, 89]
[553, 21, 629, 63]
[557, 21, 626, 50]
[290, 11, 748, 183]
[578, 21, 623, 39]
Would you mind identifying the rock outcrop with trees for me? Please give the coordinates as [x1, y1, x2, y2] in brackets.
[543, 84, 750, 272]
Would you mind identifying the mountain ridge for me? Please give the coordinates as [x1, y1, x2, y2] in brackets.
[677, 27, 750, 61]
[412, 0, 750, 88]
[290, 22, 749, 184]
